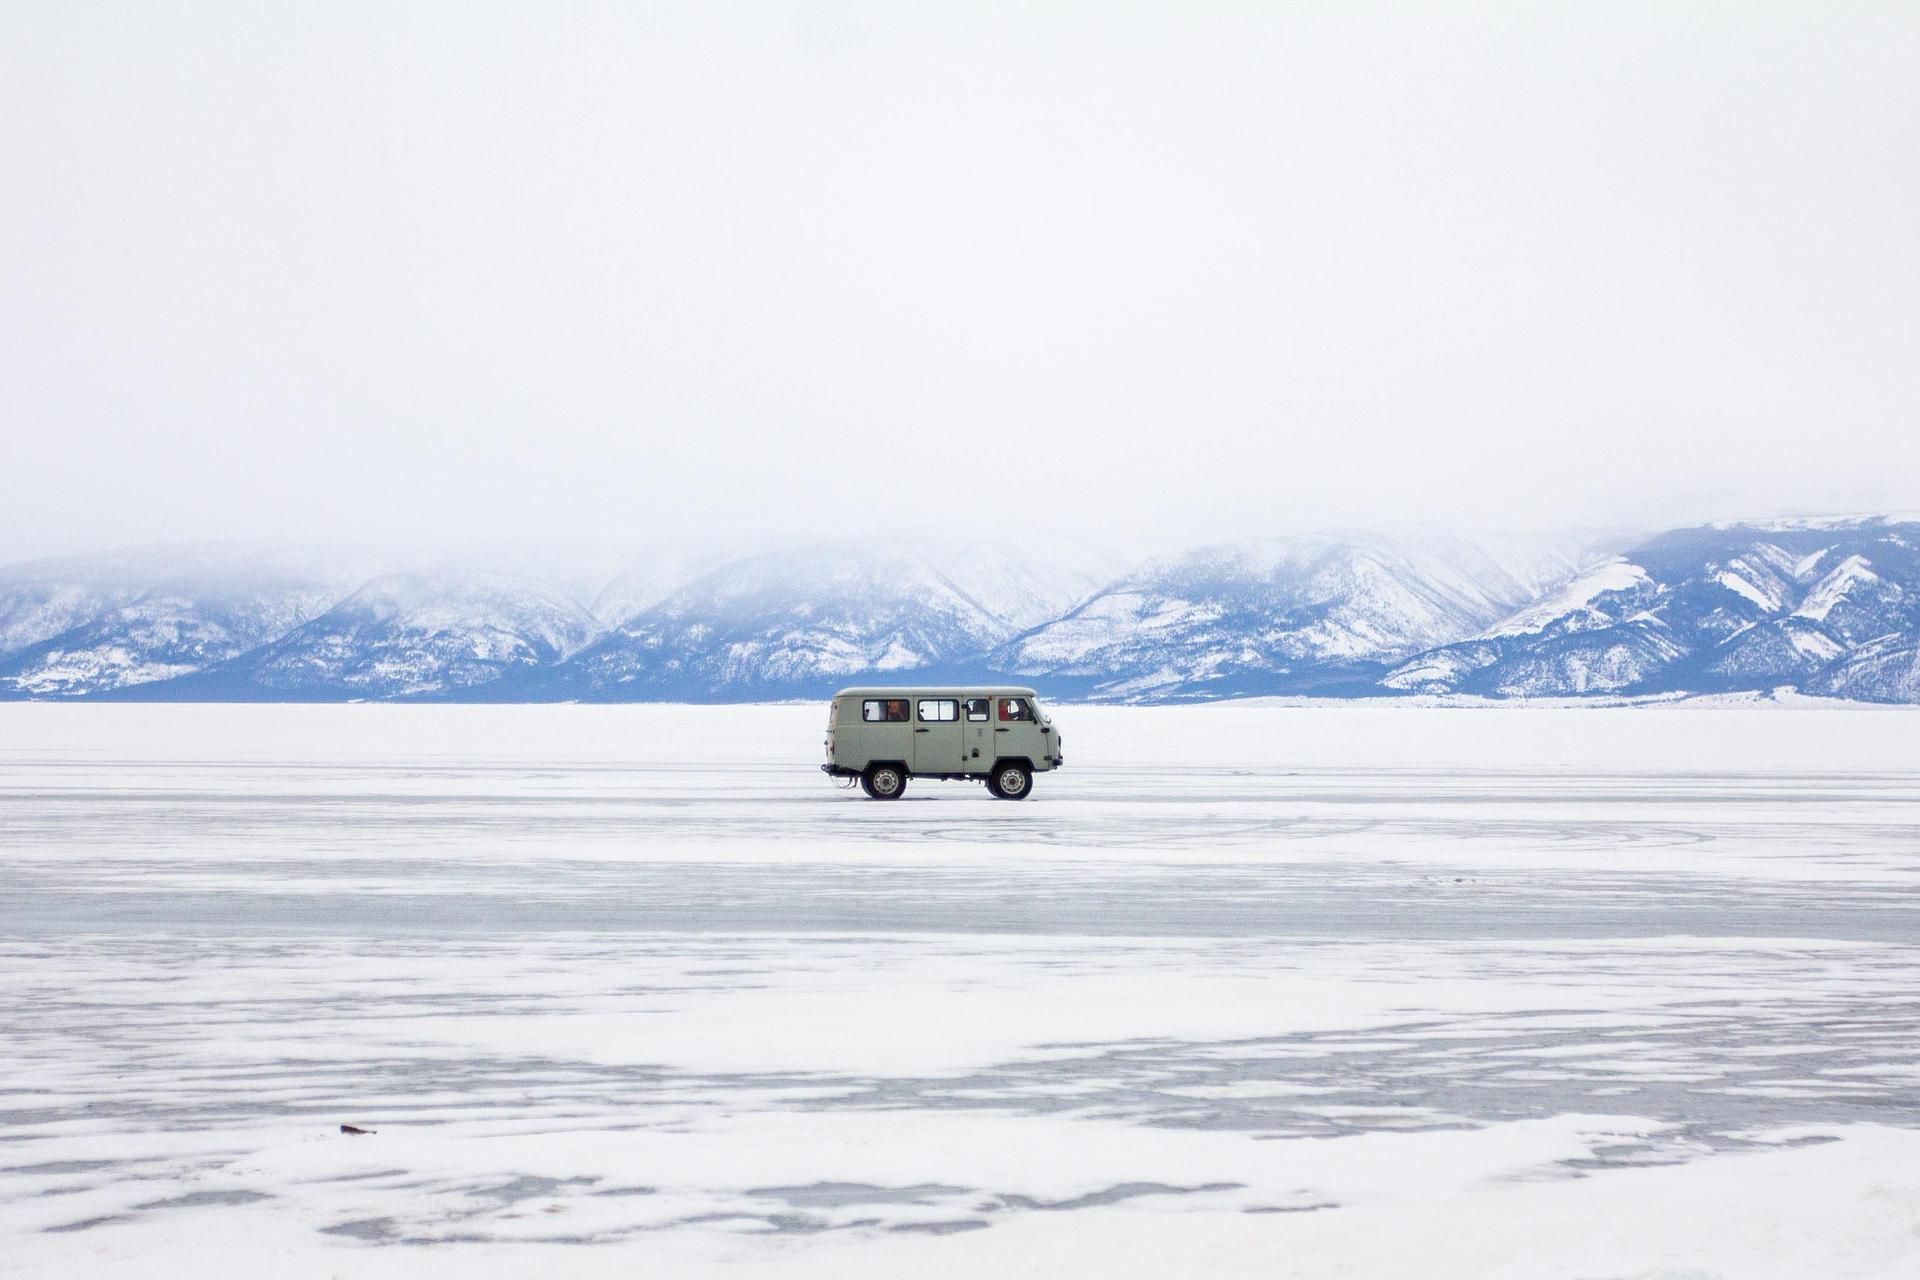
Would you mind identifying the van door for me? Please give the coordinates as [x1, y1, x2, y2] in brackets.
[993, 694, 1044, 765]
[960, 696, 994, 774]
[855, 696, 914, 770]
[912, 697, 964, 775]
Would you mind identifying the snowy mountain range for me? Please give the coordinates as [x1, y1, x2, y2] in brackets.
[1381, 519, 1920, 702]
[152, 571, 603, 701]
[552, 544, 1112, 701]
[0, 549, 360, 697]
[3, 520, 1917, 703]
[993, 531, 1585, 700]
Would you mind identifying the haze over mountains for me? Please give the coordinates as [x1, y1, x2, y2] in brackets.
[2, 519, 1917, 704]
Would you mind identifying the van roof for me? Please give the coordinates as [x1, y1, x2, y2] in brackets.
[832, 686, 1038, 699]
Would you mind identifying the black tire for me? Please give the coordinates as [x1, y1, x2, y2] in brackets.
[989, 761, 1032, 801]
[861, 764, 907, 800]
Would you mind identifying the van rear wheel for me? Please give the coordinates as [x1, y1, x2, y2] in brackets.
[989, 762, 1032, 801]
[861, 764, 906, 800]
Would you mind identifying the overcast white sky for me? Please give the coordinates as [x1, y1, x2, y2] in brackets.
[3, 2, 1917, 561]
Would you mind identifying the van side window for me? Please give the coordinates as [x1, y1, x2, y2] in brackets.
[998, 697, 1033, 722]
[918, 699, 958, 722]
[863, 699, 911, 723]
[963, 697, 991, 721]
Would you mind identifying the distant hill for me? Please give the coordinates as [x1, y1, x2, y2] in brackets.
[173, 571, 602, 700]
[992, 531, 1585, 701]
[0, 548, 359, 697]
[545, 543, 1110, 701]
[1383, 519, 1920, 702]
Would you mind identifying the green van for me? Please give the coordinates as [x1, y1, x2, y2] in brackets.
[821, 687, 1063, 801]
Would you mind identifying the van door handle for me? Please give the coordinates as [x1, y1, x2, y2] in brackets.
[914, 728, 930, 733]
[995, 727, 1011, 733]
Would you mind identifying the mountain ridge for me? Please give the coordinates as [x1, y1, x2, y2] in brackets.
[4, 520, 1917, 704]
[1382, 521, 1920, 702]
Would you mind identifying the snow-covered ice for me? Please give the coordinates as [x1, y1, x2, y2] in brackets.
[3, 703, 1919, 1278]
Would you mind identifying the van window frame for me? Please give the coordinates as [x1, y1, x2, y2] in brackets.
[917, 698, 959, 723]
[963, 697, 991, 722]
[862, 698, 911, 723]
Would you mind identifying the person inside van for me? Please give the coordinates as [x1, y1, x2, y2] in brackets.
[999, 697, 1031, 721]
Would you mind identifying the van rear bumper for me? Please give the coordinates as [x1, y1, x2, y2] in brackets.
[821, 764, 859, 779]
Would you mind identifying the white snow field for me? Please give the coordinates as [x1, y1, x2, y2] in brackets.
[4, 703, 1920, 1279]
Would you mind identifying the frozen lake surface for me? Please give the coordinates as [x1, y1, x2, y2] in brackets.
[4, 703, 1919, 1278]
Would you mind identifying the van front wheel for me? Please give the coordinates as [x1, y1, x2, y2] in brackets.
[861, 764, 906, 800]
[989, 762, 1032, 801]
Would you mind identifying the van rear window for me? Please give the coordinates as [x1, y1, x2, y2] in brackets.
[862, 699, 911, 723]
